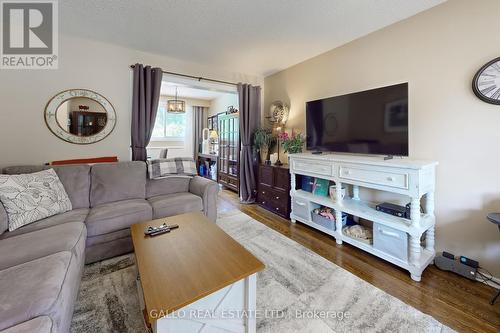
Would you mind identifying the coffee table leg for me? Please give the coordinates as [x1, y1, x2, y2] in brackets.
[245, 273, 257, 333]
[154, 273, 258, 333]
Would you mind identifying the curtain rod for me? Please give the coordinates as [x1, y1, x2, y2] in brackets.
[129, 65, 238, 86]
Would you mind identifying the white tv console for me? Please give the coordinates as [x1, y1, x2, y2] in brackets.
[289, 153, 438, 281]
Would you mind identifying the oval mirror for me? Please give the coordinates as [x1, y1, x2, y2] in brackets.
[44, 89, 116, 144]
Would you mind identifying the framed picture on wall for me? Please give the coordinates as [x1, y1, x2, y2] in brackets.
[207, 115, 218, 131]
[213, 115, 218, 132]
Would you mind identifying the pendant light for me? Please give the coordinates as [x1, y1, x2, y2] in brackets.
[167, 87, 185, 113]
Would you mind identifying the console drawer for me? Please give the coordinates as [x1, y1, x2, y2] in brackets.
[292, 159, 333, 177]
[339, 166, 409, 190]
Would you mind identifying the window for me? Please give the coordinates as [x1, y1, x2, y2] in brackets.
[152, 106, 187, 139]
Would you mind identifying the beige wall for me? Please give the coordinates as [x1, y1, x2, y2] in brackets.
[264, 0, 500, 277]
[0, 34, 261, 167]
[209, 93, 239, 117]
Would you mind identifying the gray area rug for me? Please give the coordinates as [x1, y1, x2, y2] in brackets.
[71, 210, 454, 333]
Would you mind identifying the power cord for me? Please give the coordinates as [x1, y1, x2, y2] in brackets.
[477, 267, 500, 305]
[477, 267, 500, 287]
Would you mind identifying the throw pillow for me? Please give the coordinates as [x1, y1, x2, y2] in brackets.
[147, 158, 197, 179]
[0, 169, 72, 231]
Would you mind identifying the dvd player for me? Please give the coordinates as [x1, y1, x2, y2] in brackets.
[375, 202, 408, 218]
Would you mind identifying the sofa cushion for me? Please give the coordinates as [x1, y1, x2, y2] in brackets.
[147, 192, 203, 219]
[85, 199, 152, 236]
[146, 177, 190, 198]
[50, 165, 91, 209]
[85, 237, 134, 265]
[0, 251, 81, 332]
[0, 169, 73, 231]
[0, 222, 86, 271]
[0, 317, 52, 333]
[0, 208, 89, 240]
[90, 161, 147, 207]
[85, 228, 130, 247]
[2, 165, 91, 209]
[0, 204, 7, 235]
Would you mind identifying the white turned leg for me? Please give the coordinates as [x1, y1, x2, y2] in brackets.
[352, 185, 360, 201]
[335, 209, 343, 244]
[291, 172, 296, 191]
[425, 226, 435, 252]
[291, 219, 296, 224]
[410, 197, 421, 225]
[410, 235, 421, 264]
[410, 273, 421, 282]
[336, 182, 344, 204]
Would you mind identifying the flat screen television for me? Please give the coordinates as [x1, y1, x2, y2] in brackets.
[306, 83, 408, 156]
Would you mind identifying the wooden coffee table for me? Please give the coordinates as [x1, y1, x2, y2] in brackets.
[131, 212, 265, 333]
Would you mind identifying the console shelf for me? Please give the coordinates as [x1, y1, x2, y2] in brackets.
[293, 190, 434, 235]
[289, 153, 438, 281]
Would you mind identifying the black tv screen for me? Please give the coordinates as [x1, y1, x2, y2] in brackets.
[306, 83, 408, 156]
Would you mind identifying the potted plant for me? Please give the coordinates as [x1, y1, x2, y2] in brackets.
[253, 128, 276, 164]
[279, 131, 305, 154]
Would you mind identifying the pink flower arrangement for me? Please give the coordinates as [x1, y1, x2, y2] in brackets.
[279, 131, 305, 154]
[278, 131, 289, 141]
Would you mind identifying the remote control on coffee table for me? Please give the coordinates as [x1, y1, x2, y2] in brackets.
[144, 223, 179, 236]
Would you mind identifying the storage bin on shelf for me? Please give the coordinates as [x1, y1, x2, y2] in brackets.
[311, 206, 347, 231]
[373, 223, 409, 262]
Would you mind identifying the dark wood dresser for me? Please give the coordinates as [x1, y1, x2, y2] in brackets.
[257, 164, 291, 219]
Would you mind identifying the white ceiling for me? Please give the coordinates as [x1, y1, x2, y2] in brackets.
[160, 81, 232, 100]
[60, 0, 445, 77]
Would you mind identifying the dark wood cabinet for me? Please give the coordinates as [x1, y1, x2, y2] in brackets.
[70, 111, 107, 136]
[257, 164, 291, 219]
[217, 113, 239, 193]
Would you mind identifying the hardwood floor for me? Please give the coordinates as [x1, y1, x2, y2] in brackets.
[217, 189, 500, 333]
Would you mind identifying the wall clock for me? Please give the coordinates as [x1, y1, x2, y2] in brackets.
[472, 57, 500, 105]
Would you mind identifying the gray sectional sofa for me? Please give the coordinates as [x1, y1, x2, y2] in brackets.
[0, 161, 218, 333]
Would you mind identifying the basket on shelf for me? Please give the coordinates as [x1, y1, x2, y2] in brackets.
[311, 208, 347, 231]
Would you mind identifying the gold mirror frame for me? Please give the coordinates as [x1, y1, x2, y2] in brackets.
[44, 89, 116, 144]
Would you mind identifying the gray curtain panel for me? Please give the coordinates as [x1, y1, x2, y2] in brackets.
[131, 64, 163, 161]
[193, 106, 207, 160]
[238, 83, 261, 203]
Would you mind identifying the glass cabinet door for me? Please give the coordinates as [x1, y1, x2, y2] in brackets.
[218, 118, 227, 173]
[218, 114, 239, 178]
